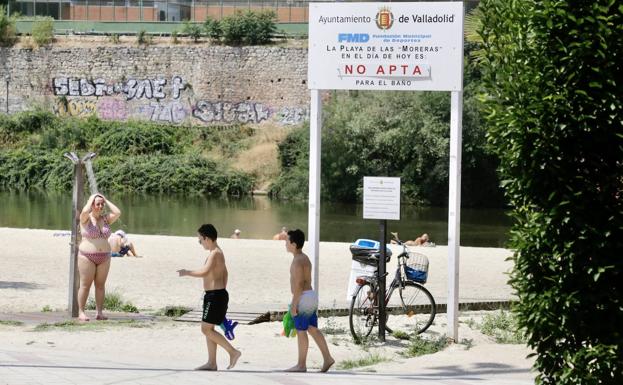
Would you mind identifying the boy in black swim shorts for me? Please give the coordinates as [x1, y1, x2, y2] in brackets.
[202, 288, 228, 324]
[177, 224, 241, 371]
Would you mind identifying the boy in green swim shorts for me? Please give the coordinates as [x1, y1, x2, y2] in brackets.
[284, 229, 334, 373]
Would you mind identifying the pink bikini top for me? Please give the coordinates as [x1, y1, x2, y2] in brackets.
[81, 217, 111, 239]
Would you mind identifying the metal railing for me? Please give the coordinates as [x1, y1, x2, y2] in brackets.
[7, 0, 480, 24]
[9, 0, 312, 23]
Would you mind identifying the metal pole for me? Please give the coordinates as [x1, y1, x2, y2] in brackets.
[83, 152, 98, 194]
[447, 90, 463, 342]
[64, 152, 83, 318]
[447, 1, 465, 342]
[4, 75, 9, 114]
[378, 220, 387, 341]
[308, 89, 321, 294]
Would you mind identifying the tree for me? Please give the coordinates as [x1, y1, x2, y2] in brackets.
[478, 1, 622, 383]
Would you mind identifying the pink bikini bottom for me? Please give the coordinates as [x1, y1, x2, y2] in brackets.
[79, 251, 111, 265]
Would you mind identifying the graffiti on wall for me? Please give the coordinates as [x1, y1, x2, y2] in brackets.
[54, 98, 97, 118]
[192, 101, 307, 125]
[53, 76, 187, 100]
[275, 107, 307, 125]
[192, 101, 270, 124]
[135, 101, 189, 124]
[50, 75, 307, 125]
[97, 98, 128, 120]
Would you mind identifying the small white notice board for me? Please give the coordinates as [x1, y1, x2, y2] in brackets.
[363, 177, 401, 220]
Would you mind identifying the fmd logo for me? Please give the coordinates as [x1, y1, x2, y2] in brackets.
[338, 33, 370, 43]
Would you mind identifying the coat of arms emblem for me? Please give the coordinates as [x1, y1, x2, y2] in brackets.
[376, 7, 394, 30]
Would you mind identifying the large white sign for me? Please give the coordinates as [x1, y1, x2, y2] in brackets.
[363, 177, 401, 220]
[308, 2, 463, 91]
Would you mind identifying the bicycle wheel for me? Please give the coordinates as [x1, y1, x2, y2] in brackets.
[349, 283, 377, 344]
[385, 282, 436, 336]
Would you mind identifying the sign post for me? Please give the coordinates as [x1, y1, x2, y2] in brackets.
[363, 176, 400, 341]
[308, 2, 464, 341]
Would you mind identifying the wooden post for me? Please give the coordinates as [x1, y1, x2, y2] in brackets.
[64, 152, 83, 318]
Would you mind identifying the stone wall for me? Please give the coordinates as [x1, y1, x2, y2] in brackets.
[0, 46, 309, 125]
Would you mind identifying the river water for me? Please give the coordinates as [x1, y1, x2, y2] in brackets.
[0, 191, 512, 247]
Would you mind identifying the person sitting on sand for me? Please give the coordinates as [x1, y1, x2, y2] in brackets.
[391, 232, 435, 247]
[272, 226, 288, 241]
[284, 229, 335, 373]
[177, 224, 241, 371]
[230, 229, 241, 239]
[109, 230, 140, 257]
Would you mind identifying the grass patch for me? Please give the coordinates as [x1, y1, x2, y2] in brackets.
[460, 338, 474, 350]
[0, 320, 24, 326]
[337, 353, 389, 369]
[401, 335, 449, 358]
[33, 319, 152, 332]
[392, 330, 411, 340]
[479, 310, 526, 344]
[86, 291, 139, 313]
[41, 305, 53, 312]
[154, 306, 193, 318]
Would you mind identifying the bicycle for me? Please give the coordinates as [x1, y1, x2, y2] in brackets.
[348, 234, 436, 343]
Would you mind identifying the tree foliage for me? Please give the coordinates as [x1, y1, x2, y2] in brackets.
[0, 5, 17, 47]
[270, 47, 503, 207]
[478, 1, 623, 383]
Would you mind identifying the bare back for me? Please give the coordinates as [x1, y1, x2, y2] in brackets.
[203, 247, 228, 291]
[290, 253, 313, 294]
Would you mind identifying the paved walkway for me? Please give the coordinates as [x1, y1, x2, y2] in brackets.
[0, 345, 533, 385]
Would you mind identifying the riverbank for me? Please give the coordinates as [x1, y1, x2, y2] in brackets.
[0, 227, 515, 313]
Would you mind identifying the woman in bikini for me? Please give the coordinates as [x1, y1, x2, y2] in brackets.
[78, 193, 121, 321]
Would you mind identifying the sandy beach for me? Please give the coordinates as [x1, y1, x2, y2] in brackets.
[0, 227, 515, 313]
[0, 227, 533, 382]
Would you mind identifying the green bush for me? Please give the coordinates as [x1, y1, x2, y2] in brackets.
[0, 109, 60, 147]
[0, 6, 17, 47]
[194, 124, 254, 157]
[0, 150, 254, 196]
[0, 115, 255, 196]
[269, 124, 309, 200]
[0, 150, 73, 190]
[94, 154, 254, 196]
[203, 17, 222, 41]
[109, 33, 120, 44]
[93, 124, 182, 156]
[241, 10, 276, 45]
[182, 21, 202, 43]
[31, 17, 54, 46]
[478, 1, 623, 384]
[220, 11, 246, 45]
[220, 10, 276, 45]
[136, 29, 150, 45]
